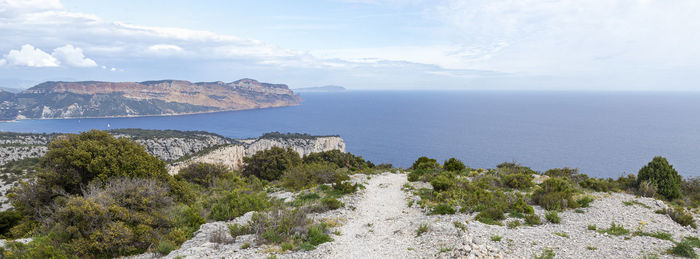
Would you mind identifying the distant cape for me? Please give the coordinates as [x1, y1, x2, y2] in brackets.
[0, 79, 301, 121]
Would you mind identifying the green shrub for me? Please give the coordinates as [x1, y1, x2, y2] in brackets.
[545, 211, 561, 224]
[430, 174, 454, 192]
[431, 204, 456, 215]
[281, 162, 341, 191]
[302, 150, 371, 171]
[490, 235, 502, 241]
[681, 177, 700, 208]
[508, 193, 534, 214]
[633, 231, 673, 241]
[175, 162, 229, 187]
[669, 241, 697, 258]
[246, 208, 329, 251]
[637, 156, 682, 200]
[524, 214, 542, 225]
[502, 173, 534, 189]
[443, 158, 466, 172]
[321, 198, 343, 210]
[330, 180, 359, 196]
[410, 157, 440, 171]
[0, 210, 23, 237]
[637, 180, 658, 198]
[416, 223, 429, 237]
[475, 207, 505, 225]
[506, 220, 522, 229]
[597, 222, 629, 236]
[580, 178, 614, 192]
[474, 175, 503, 190]
[157, 240, 176, 255]
[0, 235, 71, 259]
[496, 162, 537, 176]
[209, 191, 271, 221]
[302, 224, 332, 250]
[534, 248, 555, 259]
[242, 147, 302, 181]
[532, 178, 576, 210]
[576, 196, 594, 208]
[663, 207, 697, 228]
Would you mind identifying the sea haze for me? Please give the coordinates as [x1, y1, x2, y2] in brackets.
[1, 91, 699, 178]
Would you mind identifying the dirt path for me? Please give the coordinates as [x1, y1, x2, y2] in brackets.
[310, 173, 424, 259]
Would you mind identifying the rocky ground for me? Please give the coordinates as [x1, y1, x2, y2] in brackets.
[133, 172, 699, 259]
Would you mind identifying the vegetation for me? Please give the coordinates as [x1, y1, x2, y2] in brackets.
[637, 156, 682, 200]
[596, 222, 630, 236]
[415, 223, 429, 237]
[545, 211, 561, 224]
[443, 158, 466, 172]
[0, 130, 367, 257]
[242, 147, 302, 181]
[532, 178, 576, 210]
[303, 150, 374, 171]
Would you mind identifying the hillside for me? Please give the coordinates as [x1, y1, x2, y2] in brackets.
[0, 79, 301, 120]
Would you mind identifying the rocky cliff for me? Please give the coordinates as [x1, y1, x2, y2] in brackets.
[167, 136, 346, 174]
[0, 78, 301, 120]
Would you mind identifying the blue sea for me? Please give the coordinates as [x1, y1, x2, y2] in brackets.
[1, 91, 699, 178]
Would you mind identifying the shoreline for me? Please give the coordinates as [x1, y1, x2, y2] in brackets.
[0, 103, 300, 122]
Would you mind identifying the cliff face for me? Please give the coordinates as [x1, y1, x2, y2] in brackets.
[0, 79, 301, 120]
[167, 136, 346, 174]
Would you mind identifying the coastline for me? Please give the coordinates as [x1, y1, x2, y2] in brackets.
[0, 103, 300, 122]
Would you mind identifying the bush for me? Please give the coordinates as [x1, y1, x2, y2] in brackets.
[664, 207, 697, 229]
[637, 180, 658, 198]
[580, 178, 614, 192]
[242, 147, 302, 181]
[175, 162, 229, 187]
[576, 196, 594, 208]
[330, 180, 359, 195]
[443, 158, 466, 172]
[475, 207, 505, 225]
[681, 177, 700, 207]
[496, 162, 537, 176]
[502, 173, 534, 189]
[209, 191, 271, 221]
[39, 130, 171, 195]
[532, 178, 576, 210]
[410, 157, 440, 171]
[430, 174, 454, 192]
[431, 204, 456, 215]
[669, 241, 697, 258]
[637, 156, 682, 200]
[544, 167, 579, 178]
[320, 198, 343, 210]
[545, 211, 561, 224]
[524, 214, 542, 225]
[302, 150, 371, 171]
[47, 178, 178, 257]
[281, 162, 342, 191]
[0, 210, 22, 237]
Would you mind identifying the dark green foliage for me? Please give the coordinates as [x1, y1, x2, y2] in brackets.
[443, 158, 466, 172]
[320, 198, 343, 210]
[496, 162, 537, 176]
[544, 167, 579, 178]
[209, 191, 271, 221]
[410, 156, 440, 171]
[669, 241, 697, 258]
[637, 156, 682, 200]
[545, 211, 561, 224]
[260, 132, 337, 140]
[431, 204, 456, 215]
[330, 180, 359, 196]
[501, 173, 534, 189]
[49, 178, 179, 257]
[633, 231, 673, 241]
[302, 150, 372, 171]
[532, 178, 576, 210]
[242, 147, 302, 181]
[683, 236, 700, 247]
[430, 174, 454, 192]
[474, 175, 503, 190]
[580, 177, 615, 192]
[0, 210, 22, 237]
[175, 162, 230, 187]
[0, 157, 40, 182]
[303, 224, 332, 250]
[663, 207, 697, 229]
[576, 196, 594, 208]
[0, 235, 72, 259]
[475, 207, 505, 225]
[281, 162, 343, 191]
[246, 208, 331, 251]
[524, 214, 542, 225]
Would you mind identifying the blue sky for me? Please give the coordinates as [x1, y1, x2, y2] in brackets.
[1, 0, 699, 90]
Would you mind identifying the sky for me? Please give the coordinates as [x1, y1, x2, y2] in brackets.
[0, 0, 699, 90]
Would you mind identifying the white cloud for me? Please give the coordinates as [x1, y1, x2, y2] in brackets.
[3, 44, 59, 67]
[147, 44, 183, 53]
[51, 44, 97, 67]
[110, 67, 116, 71]
[0, 59, 5, 66]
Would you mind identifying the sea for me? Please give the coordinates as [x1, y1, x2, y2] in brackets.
[1, 91, 699, 178]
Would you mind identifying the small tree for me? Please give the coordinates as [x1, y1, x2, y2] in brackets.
[637, 156, 681, 200]
[443, 158, 466, 172]
[242, 147, 301, 181]
[410, 156, 440, 170]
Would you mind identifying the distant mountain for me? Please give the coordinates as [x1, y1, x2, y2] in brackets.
[294, 85, 346, 92]
[0, 79, 301, 120]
